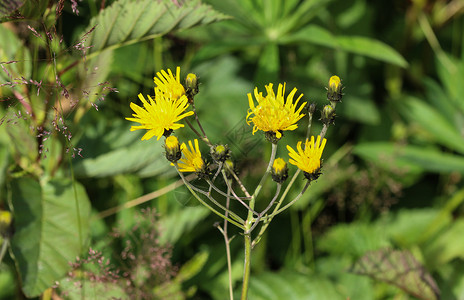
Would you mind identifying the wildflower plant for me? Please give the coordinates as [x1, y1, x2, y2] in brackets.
[127, 68, 344, 299]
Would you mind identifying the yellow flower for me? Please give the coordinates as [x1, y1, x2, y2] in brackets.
[287, 135, 327, 179]
[154, 66, 186, 101]
[126, 92, 194, 141]
[246, 83, 306, 140]
[178, 139, 206, 174]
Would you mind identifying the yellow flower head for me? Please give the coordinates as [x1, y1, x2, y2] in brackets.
[287, 135, 327, 179]
[246, 83, 306, 140]
[178, 139, 207, 174]
[126, 92, 194, 141]
[154, 66, 186, 101]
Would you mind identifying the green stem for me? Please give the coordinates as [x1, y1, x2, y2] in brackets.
[240, 233, 252, 300]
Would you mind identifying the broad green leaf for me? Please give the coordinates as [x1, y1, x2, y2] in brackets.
[354, 142, 464, 174]
[350, 248, 440, 300]
[85, 0, 228, 57]
[73, 119, 169, 178]
[10, 177, 91, 297]
[317, 222, 390, 258]
[248, 270, 344, 300]
[402, 96, 464, 154]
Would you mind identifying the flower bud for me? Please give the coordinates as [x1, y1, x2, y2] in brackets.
[271, 158, 288, 184]
[165, 136, 181, 163]
[185, 73, 199, 101]
[223, 159, 236, 179]
[327, 75, 343, 102]
[210, 144, 231, 163]
[0, 210, 12, 238]
[320, 104, 336, 125]
[307, 103, 316, 115]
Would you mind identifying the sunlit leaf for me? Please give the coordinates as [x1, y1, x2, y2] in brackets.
[10, 177, 91, 297]
[248, 269, 345, 300]
[84, 0, 228, 57]
[350, 248, 440, 300]
[317, 222, 390, 257]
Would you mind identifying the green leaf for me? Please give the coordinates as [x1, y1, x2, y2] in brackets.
[281, 24, 337, 48]
[248, 270, 344, 300]
[254, 43, 279, 87]
[354, 142, 464, 174]
[423, 219, 464, 270]
[58, 279, 128, 300]
[283, 25, 408, 67]
[336, 36, 408, 67]
[340, 95, 380, 125]
[401, 96, 464, 154]
[317, 222, 390, 258]
[73, 119, 169, 178]
[85, 0, 228, 56]
[10, 177, 91, 297]
[175, 251, 209, 282]
[350, 248, 440, 300]
[386, 209, 446, 248]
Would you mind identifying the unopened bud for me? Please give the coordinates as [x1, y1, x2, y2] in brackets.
[210, 144, 231, 163]
[327, 75, 343, 102]
[185, 73, 199, 101]
[271, 158, 288, 184]
[224, 159, 235, 179]
[320, 105, 336, 125]
[307, 103, 316, 115]
[165, 136, 181, 163]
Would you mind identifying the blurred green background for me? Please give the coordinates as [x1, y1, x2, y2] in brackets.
[1, 0, 464, 299]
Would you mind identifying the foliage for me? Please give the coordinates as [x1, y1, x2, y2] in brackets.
[0, 0, 463, 299]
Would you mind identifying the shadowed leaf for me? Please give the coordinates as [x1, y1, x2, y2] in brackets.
[10, 177, 91, 297]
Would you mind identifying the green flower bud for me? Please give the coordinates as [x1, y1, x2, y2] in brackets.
[320, 104, 336, 125]
[210, 144, 231, 163]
